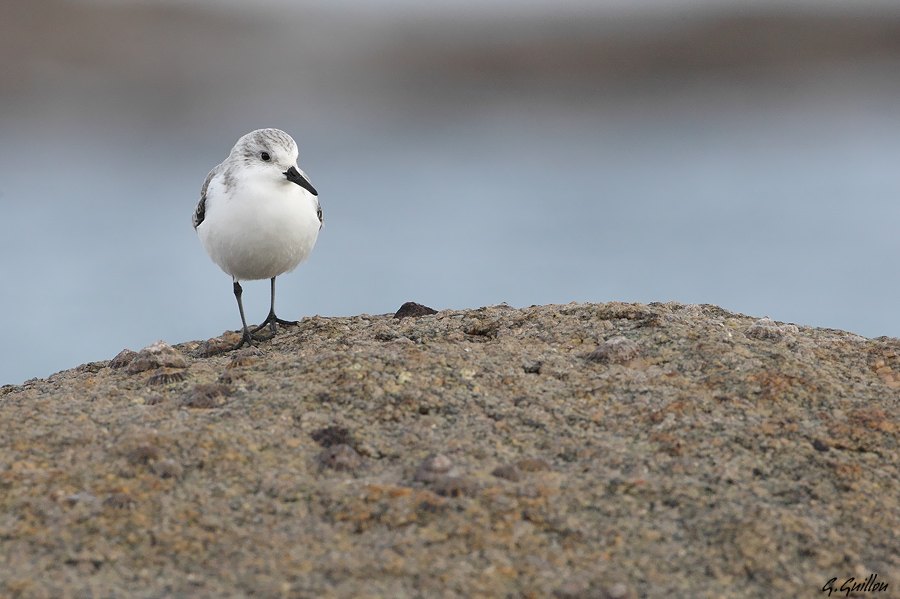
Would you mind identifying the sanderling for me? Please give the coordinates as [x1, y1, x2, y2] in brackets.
[192, 128, 322, 351]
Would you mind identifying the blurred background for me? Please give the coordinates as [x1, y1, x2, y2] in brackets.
[2, 0, 900, 384]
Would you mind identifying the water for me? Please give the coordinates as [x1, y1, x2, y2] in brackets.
[2, 4, 900, 384]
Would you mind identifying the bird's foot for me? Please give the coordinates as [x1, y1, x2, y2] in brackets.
[250, 311, 299, 336]
[202, 327, 269, 356]
[231, 326, 276, 349]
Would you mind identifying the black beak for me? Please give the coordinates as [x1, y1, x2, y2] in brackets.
[285, 166, 318, 196]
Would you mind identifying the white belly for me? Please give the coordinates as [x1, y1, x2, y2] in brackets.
[198, 177, 320, 281]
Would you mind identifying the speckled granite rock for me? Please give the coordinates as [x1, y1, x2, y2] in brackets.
[1, 302, 899, 598]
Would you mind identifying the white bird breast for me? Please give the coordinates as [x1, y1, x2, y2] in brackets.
[198, 174, 321, 282]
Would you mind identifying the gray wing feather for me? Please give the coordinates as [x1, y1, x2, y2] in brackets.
[192, 166, 219, 229]
[317, 202, 323, 230]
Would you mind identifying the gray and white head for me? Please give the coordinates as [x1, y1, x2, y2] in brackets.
[228, 128, 317, 196]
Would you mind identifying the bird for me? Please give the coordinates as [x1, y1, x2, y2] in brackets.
[192, 128, 322, 352]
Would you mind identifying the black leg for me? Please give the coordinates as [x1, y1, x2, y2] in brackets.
[250, 277, 299, 336]
[222, 279, 276, 352]
[229, 280, 257, 350]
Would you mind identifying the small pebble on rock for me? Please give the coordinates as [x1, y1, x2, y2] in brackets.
[393, 302, 437, 319]
[318, 444, 363, 472]
[198, 333, 241, 357]
[517, 457, 552, 472]
[413, 453, 458, 483]
[492, 464, 522, 482]
[127, 341, 188, 374]
[745, 316, 799, 342]
[147, 369, 188, 386]
[585, 336, 640, 364]
[151, 459, 184, 479]
[310, 426, 356, 448]
[523, 361, 543, 374]
[432, 476, 475, 497]
[181, 383, 231, 409]
[227, 348, 262, 369]
[126, 445, 161, 465]
[103, 492, 135, 510]
[109, 349, 137, 370]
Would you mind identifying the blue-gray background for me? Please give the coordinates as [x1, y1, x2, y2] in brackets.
[2, 0, 900, 384]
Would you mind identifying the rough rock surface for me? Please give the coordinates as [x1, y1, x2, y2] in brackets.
[1, 302, 899, 598]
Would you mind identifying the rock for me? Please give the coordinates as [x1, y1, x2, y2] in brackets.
[745, 316, 799, 342]
[147, 369, 188, 386]
[2, 301, 899, 598]
[516, 457, 552, 472]
[151, 459, 184, 480]
[227, 347, 262, 368]
[393, 302, 437, 319]
[413, 453, 458, 483]
[812, 438, 830, 452]
[181, 383, 230, 408]
[318, 444, 363, 472]
[310, 426, 356, 448]
[523, 361, 543, 374]
[126, 444, 161, 465]
[432, 475, 475, 497]
[109, 349, 137, 369]
[491, 464, 522, 481]
[126, 340, 188, 373]
[198, 335, 237, 357]
[585, 336, 640, 363]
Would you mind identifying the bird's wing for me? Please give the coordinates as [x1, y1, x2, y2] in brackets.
[192, 165, 220, 229]
[317, 201, 323, 230]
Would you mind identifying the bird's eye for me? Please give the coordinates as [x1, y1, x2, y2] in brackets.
[260, 152, 271, 162]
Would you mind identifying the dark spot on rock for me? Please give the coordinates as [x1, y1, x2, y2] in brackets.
[310, 426, 355, 448]
[144, 395, 164, 406]
[61, 492, 100, 506]
[413, 453, 457, 483]
[812, 438, 830, 452]
[103, 492, 135, 510]
[491, 464, 522, 482]
[585, 336, 640, 364]
[417, 494, 447, 514]
[109, 349, 137, 370]
[151, 459, 183, 479]
[318, 444, 363, 472]
[182, 384, 231, 409]
[523, 361, 542, 374]
[517, 457, 552, 472]
[393, 302, 437, 319]
[126, 445, 161, 465]
[147, 369, 188, 386]
[433, 476, 474, 497]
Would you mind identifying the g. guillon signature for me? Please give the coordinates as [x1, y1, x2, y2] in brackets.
[822, 574, 888, 597]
